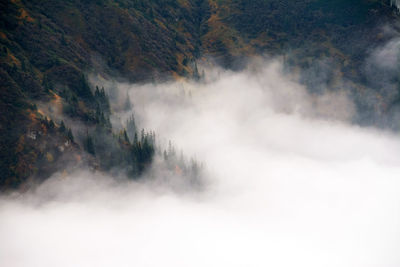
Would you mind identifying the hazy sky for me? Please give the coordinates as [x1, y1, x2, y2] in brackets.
[1, 61, 400, 267]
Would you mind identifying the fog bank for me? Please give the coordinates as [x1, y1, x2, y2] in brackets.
[1, 61, 400, 267]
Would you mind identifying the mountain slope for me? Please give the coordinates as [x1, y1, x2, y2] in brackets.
[0, 0, 399, 190]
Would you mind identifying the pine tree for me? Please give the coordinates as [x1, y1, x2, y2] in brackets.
[193, 61, 200, 80]
[95, 86, 100, 97]
[59, 120, 66, 132]
[85, 134, 95, 155]
[67, 128, 74, 142]
[124, 93, 132, 110]
[123, 129, 129, 143]
[48, 119, 55, 129]
[140, 129, 145, 144]
[126, 115, 136, 142]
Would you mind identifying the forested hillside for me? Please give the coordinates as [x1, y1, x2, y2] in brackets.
[0, 0, 207, 189]
[0, 0, 399, 190]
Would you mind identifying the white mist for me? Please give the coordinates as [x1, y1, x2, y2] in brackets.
[1, 61, 400, 267]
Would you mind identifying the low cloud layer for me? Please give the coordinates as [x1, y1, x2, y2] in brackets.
[1, 61, 400, 267]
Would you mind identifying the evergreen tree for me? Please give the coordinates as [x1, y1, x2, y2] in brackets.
[126, 115, 136, 142]
[67, 128, 74, 142]
[59, 120, 66, 132]
[193, 61, 200, 80]
[84, 134, 95, 155]
[140, 129, 145, 144]
[78, 74, 93, 100]
[124, 93, 132, 110]
[43, 117, 49, 127]
[95, 86, 100, 97]
[123, 129, 129, 143]
[48, 119, 55, 129]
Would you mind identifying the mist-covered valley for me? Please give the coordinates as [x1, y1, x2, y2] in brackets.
[2, 59, 400, 267]
[2, 0, 400, 266]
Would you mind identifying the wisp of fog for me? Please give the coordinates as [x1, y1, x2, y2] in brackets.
[1, 60, 400, 267]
